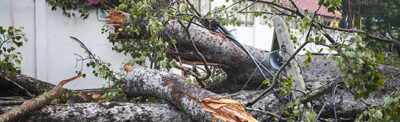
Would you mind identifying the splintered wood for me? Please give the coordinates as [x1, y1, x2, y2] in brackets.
[105, 9, 128, 38]
[199, 98, 257, 122]
[208, 30, 228, 41]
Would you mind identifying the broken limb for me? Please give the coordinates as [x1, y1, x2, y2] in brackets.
[177, 19, 211, 88]
[0, 71, 54, 96]
[0, 74, 83, 122]
[124, 66, 257, 121]
[0, 74, 34, 98]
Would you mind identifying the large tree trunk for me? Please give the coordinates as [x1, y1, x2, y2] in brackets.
[166, 21, 275, 93]
[124, 66, 257, 121]
[0, 103, 192, 121]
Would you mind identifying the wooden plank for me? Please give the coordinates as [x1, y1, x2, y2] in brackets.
[272, 16, 306, 99]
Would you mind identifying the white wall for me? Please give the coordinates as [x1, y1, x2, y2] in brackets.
[0, 0, 127, 89]
[46, 6, 128, 89]
[211, 0, 275, 51]
[0, 0, 36, 78]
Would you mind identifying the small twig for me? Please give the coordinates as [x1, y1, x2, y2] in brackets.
[229, 0, 258, 18]
[70, 36, 121, 83]
[177, 19, 211, 88]
[212, 0, 244, 14]
[184, 0, 201, 17]
[245, 107, 288, 120]
[70, 36, 96, 60]
[239, 11, 296, 17]
[1, 75, 34, 98]
[173, 61, 202, 78]
[0, 100, 24, 106]
[165, 30, 185, 75]
[173, 44, 185, 75]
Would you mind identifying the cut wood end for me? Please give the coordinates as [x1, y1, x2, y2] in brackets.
[59, 74, 84, 86]
[92, 93, 102, 100]
[124, 64, 132, 73]
[199, 98, 258, 122]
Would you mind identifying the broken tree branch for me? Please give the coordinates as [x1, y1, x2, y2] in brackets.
[177, 19, 211, 88]
[0, 74, 83, 122]
[0, 74, 34, 98]
[124, 66, 256, 121]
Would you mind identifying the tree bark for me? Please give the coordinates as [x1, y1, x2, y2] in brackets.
[0, 72, 54, 97]
[1, 64, 399, 121]
[0, 75, 82, 122]
[0, 103, 192, 122]
[124, 66, 257, 122]
[165, 21, 344, 93]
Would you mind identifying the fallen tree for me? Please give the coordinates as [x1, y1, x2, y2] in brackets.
[1, 62, 399, 121]
[1, 0, 400, 121]
[2, 19, 400, 121]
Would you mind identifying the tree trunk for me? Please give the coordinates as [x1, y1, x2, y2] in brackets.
[0, 72, 54, 96]
[0, 103, 192, 122]
[165, 21, 344, 93]
[124, 66, 257, 121]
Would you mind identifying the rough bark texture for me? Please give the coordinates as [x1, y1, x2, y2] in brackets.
[165, 21, 344, 93]
[124, 66, 256, 121]
[166, 21, 274, 92]
[0, 64, 398, 120]
[0, 75, 82, 122]
[0, 72, 54, 97]
[0, 103, 192, 121]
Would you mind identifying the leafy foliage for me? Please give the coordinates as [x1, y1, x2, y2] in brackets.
[47, 0, 90, 19]
[356, 92, 400, 121]
[0, 26, 27, 76]
[326, 35, 384, 99]
[341, 0, 400, 56]
[318, 0, 342, 12]
[104, 0, 175, 68]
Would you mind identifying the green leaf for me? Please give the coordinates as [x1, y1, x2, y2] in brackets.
[373, 110, 383, 119]
[360, 34, 366, 38]
[262, 79, 270, 85]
